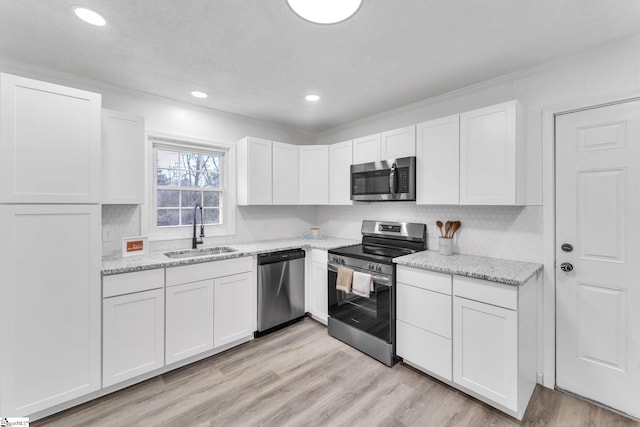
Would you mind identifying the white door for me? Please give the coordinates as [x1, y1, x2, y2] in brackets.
[352, 133, 381, 164]
[556, 99, 640, 417]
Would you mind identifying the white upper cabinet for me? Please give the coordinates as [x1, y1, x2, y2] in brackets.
[272, 141, 299, 205]
[102, 109, 145, 205]
[328, 140, 353, 205]
[416, 115, 460, 205]
[460, 100, 525, 205]
[380, 125, 416, 159]
[352, 133, 381, 164]
[0, 73, 101, 204]
[299, 145, 329, 204]
[236, 137, 273, 205]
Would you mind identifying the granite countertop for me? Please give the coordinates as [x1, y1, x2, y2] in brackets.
[102, 237, 359, 276]
[393, 250, 542, 286]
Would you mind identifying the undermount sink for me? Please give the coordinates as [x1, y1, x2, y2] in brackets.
[164, 247, 238, 259]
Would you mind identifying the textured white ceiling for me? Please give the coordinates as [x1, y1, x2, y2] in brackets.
[1, 1, 640, 133]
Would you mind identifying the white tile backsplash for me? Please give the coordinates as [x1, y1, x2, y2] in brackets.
[316, 204, 543, 263]
[102, 205, 142, 257]
[103, 203, 542, 263]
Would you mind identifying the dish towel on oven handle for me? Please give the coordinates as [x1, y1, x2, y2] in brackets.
[352, 271, 374, 298]
[336, 266, 354, 293]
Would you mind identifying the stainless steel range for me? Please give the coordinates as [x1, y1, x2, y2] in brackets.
[327, 220, 427, 366]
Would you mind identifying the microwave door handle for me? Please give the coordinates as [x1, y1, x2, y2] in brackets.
[389, 162, 397, 196]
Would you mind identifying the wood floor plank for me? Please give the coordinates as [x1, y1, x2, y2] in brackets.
[33, 318, 640, 427]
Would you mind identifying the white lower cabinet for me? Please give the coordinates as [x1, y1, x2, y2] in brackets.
[396, 266, 537, 421]
[453, 295, 517, 408]
[166, 279, 215, 365]
[0, 204, 101, 417]
[306, 249, 328, 324]
[214, 272, 253, 347]
[102, 269, 165, 388]
[396, 267, 452, 381]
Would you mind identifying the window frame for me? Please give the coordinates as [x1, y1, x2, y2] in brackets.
[144, 132, 236, 241]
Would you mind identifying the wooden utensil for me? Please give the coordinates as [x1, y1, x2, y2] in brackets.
[444, 221, 452, 238]
[449, 220, 461, 238]
[436, 220, 444, 237]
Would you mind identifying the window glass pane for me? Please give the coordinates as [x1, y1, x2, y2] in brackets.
[201, 155, 220, 172]
[201, 172, 220, 188]
[178, 170, 198, 187]
[157, 209, 179, 226]
[203, 191, 220, 207]
[203, 208, 220, 224]
[181, 208, 195, 225]
[157, 169, 179, 186]
[157, 190, 179, 207]
[157, 150, 180, 169]
[181, 190, 202, 207]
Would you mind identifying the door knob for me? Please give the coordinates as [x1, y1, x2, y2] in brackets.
[561, 243, 573, 253]
[560, 262, 573, 272]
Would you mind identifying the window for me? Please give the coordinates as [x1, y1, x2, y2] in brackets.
[153, 142, 224, 228]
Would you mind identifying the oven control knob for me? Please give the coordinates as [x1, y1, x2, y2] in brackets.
[367, 263, 374, 270]
[375, 264, 382, 272]
[340, 257, 345, 265]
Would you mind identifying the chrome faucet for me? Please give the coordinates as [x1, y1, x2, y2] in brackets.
[192, 203, 205, 249]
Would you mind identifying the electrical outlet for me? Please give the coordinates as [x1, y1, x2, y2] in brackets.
[102, 227, 113, 242]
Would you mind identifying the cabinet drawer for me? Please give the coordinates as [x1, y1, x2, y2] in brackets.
[397, 266, 451, 295]
[103, 268, 164, 298]
[166, 256, 252, 286]
[453, 276, 517, 310]
[397, 283, 451, 338]
[397, 320, 452, 381]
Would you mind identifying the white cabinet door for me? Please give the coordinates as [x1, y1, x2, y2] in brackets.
[165, 280, 214, 365]
[0, 73, 101, 203]
[397, 283, 451, 339]
[460, 100, 525, 205]
[299, 145, 329, 205]
[306, 249, 328, 324]
[103, 288, 165, 387]
[328, 140, 353, 205]
[0, 205, 101, 416]
[214, 272, 253, 347]
[236, 136, 272, 205]
[352, 133, 381, 164]
[102, 109, 145, 204]
[380, 125, 416, 159]
[416, 115, 460, 205]
[453, 296, 518, 411]
[272, 141, 299, 205]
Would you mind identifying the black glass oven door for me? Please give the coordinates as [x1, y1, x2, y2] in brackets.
[327, 266, 392, 342]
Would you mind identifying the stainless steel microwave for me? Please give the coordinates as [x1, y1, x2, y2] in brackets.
[350, 156, 416, 201]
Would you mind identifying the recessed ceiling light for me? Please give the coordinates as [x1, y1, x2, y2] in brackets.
[287, 0, 362, 25]
[305, 94, 320, 102]
[191, 91, 208, 99]
[73, 7, 106, 26]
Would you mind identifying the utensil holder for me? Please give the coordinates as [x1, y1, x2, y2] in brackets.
[439, 237, 454, 256]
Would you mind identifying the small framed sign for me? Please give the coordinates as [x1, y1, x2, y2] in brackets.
[122, 236, 148, 257]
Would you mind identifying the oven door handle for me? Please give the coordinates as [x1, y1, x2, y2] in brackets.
[328, 263, 391, 287]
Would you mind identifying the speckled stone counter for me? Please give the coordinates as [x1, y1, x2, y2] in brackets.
[102, 237, 359, 276]
[393, 250, 542, 286]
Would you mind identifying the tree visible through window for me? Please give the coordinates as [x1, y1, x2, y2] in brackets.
[155, 147, 223, 227]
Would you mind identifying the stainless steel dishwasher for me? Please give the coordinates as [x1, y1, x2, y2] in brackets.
[255, 248, 306, 336]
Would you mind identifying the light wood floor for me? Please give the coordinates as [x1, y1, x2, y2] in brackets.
[34, 318, 638, 427]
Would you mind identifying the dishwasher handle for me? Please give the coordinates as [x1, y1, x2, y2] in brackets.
[258, 248, 306, 265]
